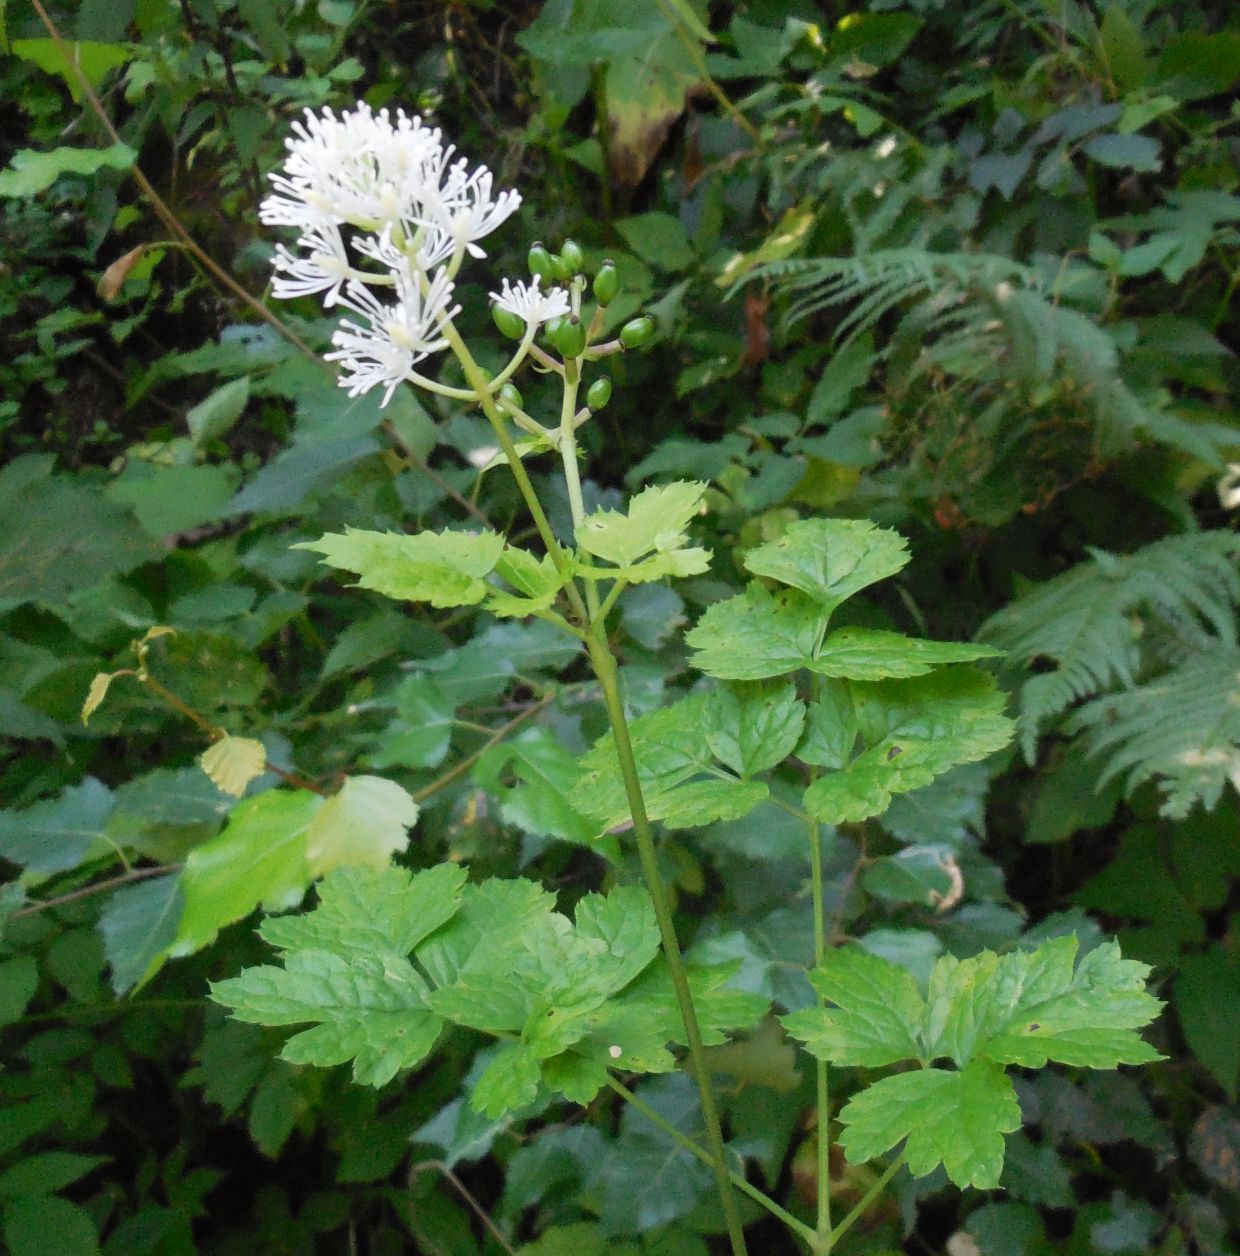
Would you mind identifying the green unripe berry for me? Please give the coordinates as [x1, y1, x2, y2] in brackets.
[592, 260, 619, 306]
[498, 382, 524, 410]
[492, 305, 526, 340]
[551, 316, 587, 359]
[619, 316, 655, 349]
[560, 238, 585, 274]
[586, 377, 613, 411]
[544, 315, 566, 342]
[528, 242, 555, 281]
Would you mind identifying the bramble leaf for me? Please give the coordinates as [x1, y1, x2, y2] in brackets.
[803, 669, 1014, 824]
[837, 1060, 1020, 1189]
[703, 681, 806, 777]
[575, 480, 707, 568]
[685, 584, 824, 679]
[743, 518, 909, 609]
[298, 526, 506, 607]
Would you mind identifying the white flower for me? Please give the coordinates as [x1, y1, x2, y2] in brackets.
[270, 221, 352, 306]
[417, 159, 522, 262]
[262, 102, 524, 408]
[490, 276, 570, 327]
[325, 268, 459, 405]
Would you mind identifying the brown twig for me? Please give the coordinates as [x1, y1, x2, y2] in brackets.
[12, 863, 181, 919]
[383, 419, 491, 527]
[409, 1160, 515, 1255]
[413, 691, 554, 803]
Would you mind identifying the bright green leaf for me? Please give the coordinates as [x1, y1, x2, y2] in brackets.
[472, 1041, 543, 1117]
[837, 1059, 1020, 1188]
[810, 627, 1002, 680]
[298, 526, 505, 607]
[686, 584, 824, 679]
[782, 945, 924, 1066]
[259, 863, 467, 961]
[743, 518, 910, 610]
[304, 775, 418, 876]
[575, 480, 707, 568]
[803, 669, 1014, 824]
[211, 948, 441, 1087]
[0, 143, 135, 196]
[173, 789, 323, 956]
[702, 681, 806, 777]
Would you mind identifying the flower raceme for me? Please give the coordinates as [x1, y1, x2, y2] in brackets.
[262, 103, 565, 404]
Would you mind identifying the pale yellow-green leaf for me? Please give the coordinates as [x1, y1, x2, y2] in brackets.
[200, 735, 268, 798]
[306, 775, 420, 876]
[82, 671, 119, 725]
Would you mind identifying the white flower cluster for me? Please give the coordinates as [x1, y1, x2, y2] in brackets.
[261, 103, 562, 405]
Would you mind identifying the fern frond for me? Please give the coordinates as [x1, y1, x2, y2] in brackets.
[979, 533, 1240, 757]
[1066, 649, 1240, 818]
[747, 250, 1036, 345]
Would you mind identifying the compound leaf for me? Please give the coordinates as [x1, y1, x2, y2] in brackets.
[575, 481, 707, 568]
[743, 518, 909, 610]
[258, 863, 466, 960]
[925, 936, 1164, 1070]
[804, 669, 1013, 824]
[782, 945, 925, 1067]
[703, 681, 806, 777]
[211, 947, 441, 1087]
[837, 1060, 1020, 1189]
[811, 627, 1002, 680]
[299, 526, 506, 608]
[686, 583, 824, 679]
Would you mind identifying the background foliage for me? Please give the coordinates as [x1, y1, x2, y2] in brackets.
[1, 0, 1238, 1252]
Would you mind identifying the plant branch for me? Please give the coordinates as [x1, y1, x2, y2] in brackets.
[826, 1151, 906, 1247]
[12, 864, 181, 919]
[412, 692, 554, 804]
[585, 634, 749, 1256]
[410, 1160, 516, 1255]
[605, 1076, 815, 1250]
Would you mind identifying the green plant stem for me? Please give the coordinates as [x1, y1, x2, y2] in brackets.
[826, 1151, 907, 1247]
[440, 321, 591, 626]
[585, 634, 749, 1256]
[606, 1077, 814, 1251]
[557, 358, 601, 622]
[808, 791, 832, 1251]
[651, 0, 762, 146]
[447, 306, 748, 1254]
